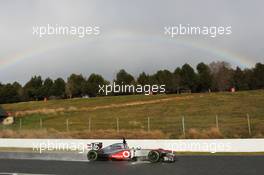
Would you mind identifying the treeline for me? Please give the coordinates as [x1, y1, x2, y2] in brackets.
[0, 61, 264, 104]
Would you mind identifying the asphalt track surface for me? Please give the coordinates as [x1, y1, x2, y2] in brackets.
[0, 156, 263, 175]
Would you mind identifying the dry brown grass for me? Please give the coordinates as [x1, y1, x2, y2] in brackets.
[181, 127, 224, 139]
[13, 96, 193, 117]
[0, 129, 168, 139]
[1, 128, 262, 139]
[15, 108, 66, 117]
[254, 132, 264, 138]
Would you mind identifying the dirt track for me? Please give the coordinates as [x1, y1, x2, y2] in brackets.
[15, 96, 193, 117]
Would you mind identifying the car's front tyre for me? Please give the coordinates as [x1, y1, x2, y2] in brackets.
[148, 150, 160, 163]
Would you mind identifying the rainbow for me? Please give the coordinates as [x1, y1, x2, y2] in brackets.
[184, 41, 255, 68]
[0, 39, 77, 71]
[0, 37, 255, 71]
[156, 37, 255, 68]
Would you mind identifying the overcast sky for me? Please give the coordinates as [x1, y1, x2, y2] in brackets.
[0, 0, 263, 84]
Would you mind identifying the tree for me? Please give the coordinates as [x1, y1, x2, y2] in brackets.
[52, 78, 66, 98]
[12, 82, 23, 100]
[153, 70, 174, 93]
[66, 74, 86, 98]
[42, 78, 54, 98]
[86, 73, 108, 97]
[137, 72, 149, 85]
[0, 83, 21, 104]
[231, 67, 249, 90]
[209, 61, 231, 74]
[253, 63, 264, 89]
[244, 69, 255, 90]
[209, 61, 233, 91]
[196, 62, 213, 92]
[180, 64, 197, 92]
[173, 67, 182, 93]
[65, 84, 72, 99]
[115, 69, 135, 85]
[23, 76, 43, 101]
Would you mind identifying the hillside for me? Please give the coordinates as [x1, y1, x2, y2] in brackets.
[1, 90, 264, 138]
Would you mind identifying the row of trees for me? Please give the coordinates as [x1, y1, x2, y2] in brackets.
[136, 61, 264, 93]
[0, 61, 264, 104]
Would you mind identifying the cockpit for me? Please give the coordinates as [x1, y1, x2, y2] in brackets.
[102, 143, 128, 153]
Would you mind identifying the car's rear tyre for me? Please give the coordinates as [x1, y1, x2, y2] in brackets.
[87, 150, 98, 161]
[148, 150, 160, 163]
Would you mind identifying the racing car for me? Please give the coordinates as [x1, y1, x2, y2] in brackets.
[87, 138, 176, 163]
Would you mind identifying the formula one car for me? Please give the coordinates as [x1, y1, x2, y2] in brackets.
[87, 138, 176, 163]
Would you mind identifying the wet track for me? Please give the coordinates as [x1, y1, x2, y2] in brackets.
[0, 156, 263, 175]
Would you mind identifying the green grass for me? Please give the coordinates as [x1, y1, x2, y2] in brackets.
[2, 95, 172, 112]
[1, 90, 264, 138]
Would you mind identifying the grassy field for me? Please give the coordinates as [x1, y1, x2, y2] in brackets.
[1, 90, 264, 138]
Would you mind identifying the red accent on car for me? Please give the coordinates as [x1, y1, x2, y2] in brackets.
[110, 150, 130, 160]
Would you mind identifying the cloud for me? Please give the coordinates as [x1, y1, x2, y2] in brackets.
[0, 0, 263, 84]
